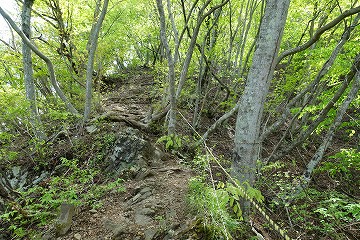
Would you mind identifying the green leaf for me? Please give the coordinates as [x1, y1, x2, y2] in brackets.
[229, 197, 234, 207]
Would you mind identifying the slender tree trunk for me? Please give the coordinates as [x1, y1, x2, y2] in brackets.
[21, 0, 45, 139]
[21, 0, 37, 120]
[156, 0, 176, 135]
[166, 0, 179, 63]
[83, 0, 109, 122]
[266, 52, 360, 163]
[232, 0, 290, 215]
[175, 0, 229, 98]
[276, 5, 360, 65]
[261, 13, 360, 162]
[301, 57, 360, 188]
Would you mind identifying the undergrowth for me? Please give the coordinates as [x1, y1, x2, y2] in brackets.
[0, 157, 124, 239]
[186, 152, 260, 240]
[187, 177, 242, 240]
[0, 116, 124, 239]
[260, 153, 360, 239]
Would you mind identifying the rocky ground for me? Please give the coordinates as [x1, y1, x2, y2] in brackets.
[56, 158, 195, 240]
[52, 68, 198, 240]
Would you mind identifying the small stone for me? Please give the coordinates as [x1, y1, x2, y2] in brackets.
[139, 208, 155, 216]
[55, 203, 75, 236]
[144, 228, 158, 240]
[89, 209, 98, 214]
[85, 125, 97, 133]
[74, 233, 81, 240]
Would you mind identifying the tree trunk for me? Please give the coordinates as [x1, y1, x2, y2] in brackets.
[156, 0, 176, 135]
[175, 0, 229, 98]
[266, 53, 360, 163]
[261, 13, 360, 162]
[83, 0, 109, 122]
[276, 5, 360, 65]
[232, 0, 290, 215]
[21, 0, 45, 139]
[301, 56, 360, 189]
[0, 6, 79, 115]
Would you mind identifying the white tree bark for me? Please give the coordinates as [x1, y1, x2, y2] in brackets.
[232, 0, 290, 214]
[83, 0, 109, 122]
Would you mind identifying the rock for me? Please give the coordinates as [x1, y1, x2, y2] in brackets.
[6, 166, 28, 191]
[74, 233, 82, 240]
[144, 228, 158, 240]
[134, 208, 155, 226]
[103, 218, 128, 238]
[89, 208, 98, 214]
[135, 169, 155, 180]
[138, 207, 155, 216]
[140, 186, 152, 194]
[135, 213, 153, 226]
[32, 172, 49, 185]
[41, 228, 56, 240]
[85, 125, 97, 133]
[127, 186, 153, 205]
[104, 128, 162, 177]
[55, 203, 75, 236]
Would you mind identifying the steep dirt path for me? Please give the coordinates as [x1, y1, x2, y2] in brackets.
[100, 68, 155, 122]
[57, 69, 196, 240]
[59, 160, 194, 240]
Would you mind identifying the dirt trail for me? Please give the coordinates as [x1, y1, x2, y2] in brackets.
[57, 69, 196, 240]
[58, 160, 194, 240]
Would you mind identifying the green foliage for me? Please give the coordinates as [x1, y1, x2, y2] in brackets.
[0, 87, 31, 165]
[157, 134, 182, 151]
[260, 161, 299, 204]
[217, 181, 264, 220]
[187, 175, 264, 239]
[187, 177, 241, 239]
[192, 153, 211, 173]
[315, 198, 360, 223]
[320, 148, 360, 177]
[287, 189, 359, 238]
[0, 87, 30, 133]
[318, 148, 360, 192]
[0, 158, 124, 238]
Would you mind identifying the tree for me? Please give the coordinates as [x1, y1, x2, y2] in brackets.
[21, 0, 45, 139]
[231, 0, 290, 214]
[155, 0, 176, 135]
[0, 6, 79, 115]
[298, 53, 360, 188]
[83, 0, 109, 122]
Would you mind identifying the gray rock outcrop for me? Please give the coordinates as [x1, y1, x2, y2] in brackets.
[104, 127, 162, 176]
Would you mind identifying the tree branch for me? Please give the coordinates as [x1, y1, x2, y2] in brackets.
[276, 5, 360, 65]
[0, 6, 79, 115]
